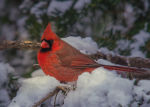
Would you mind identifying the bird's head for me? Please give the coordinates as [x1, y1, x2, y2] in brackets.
[40, 23, 62, 52]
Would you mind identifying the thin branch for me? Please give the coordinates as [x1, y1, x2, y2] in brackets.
[32, 86, 70, 107]
[54, 90, 59, 107]
[0, 40, 40, 50]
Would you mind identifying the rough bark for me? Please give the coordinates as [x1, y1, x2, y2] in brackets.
[0, 40, 40, 50]
[89, 52, 150, 69]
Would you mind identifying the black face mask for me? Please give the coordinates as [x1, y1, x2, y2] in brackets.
[40, 39, 54, 52]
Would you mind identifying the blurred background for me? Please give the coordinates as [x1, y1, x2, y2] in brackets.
[0, 0, 150, 105]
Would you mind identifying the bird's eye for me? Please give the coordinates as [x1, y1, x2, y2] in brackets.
[47, 40, 53, 48]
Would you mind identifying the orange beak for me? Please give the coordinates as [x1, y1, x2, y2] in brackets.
[41, 40, 50, 48]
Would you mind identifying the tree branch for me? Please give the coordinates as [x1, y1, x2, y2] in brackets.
[89, 52, 150, 69]
[32, 86, 69, 107]
[1, 40, 150, 69]
[0, 40, 40, 50]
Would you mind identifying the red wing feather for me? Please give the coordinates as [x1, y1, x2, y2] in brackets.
[70, 55, 97, 67]
[70, 55, 148, 74]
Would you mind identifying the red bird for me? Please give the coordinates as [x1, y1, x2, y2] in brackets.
[38, 23, 147, 82]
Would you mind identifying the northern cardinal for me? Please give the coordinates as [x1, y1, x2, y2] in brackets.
[38, 23, 147, 82]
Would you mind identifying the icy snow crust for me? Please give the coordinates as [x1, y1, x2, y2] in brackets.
[5, 37, 150, 107]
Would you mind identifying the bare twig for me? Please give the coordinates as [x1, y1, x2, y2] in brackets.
[54, 91, 59, 107]
[32, 88, 59, 107]
[32, 86, 70, 107]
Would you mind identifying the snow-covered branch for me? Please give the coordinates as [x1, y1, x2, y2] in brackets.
[1, 40, 150, 69]
[90, 52, 150, 69]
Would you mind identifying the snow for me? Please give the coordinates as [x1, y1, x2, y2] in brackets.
[0, 0, 5, 9]
[116, 39, 130, 51]
[142, 0, 149, 12]
[0, 63, 15, 107]
[74, 0, 91, 10]
[130, 30, 150, 57]
[99, 47, 115, 55]
[9, 7, 19, 21]
[63, 68, 133, 107]
[96, 59, 116, 66]
[0, 89, 10, 107]
[30, 1, 47, 19]
[114, 29, 150, 58]
[0, 63, 14, 87]
[8, 67, 150, 107]
[123, 3, 135, 28]
[19, 0, 33, 13]
[8, 76, 60, 107]
[10, 51, 34, 75]
[62, 36, 98, 54]
[31, 69, 45, 77]
[16, 17, 29, 39]
[47, 0, 72, 16]
[47, 0, 91, 15]
[0, 0, 5, 16]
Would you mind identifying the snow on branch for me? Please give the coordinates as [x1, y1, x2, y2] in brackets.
[90, 52, 150, 69]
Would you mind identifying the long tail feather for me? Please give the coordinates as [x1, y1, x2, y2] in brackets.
[102, 65, 146, 74]
[71, 64, 150, 79]
[72, 64, 147, 73]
